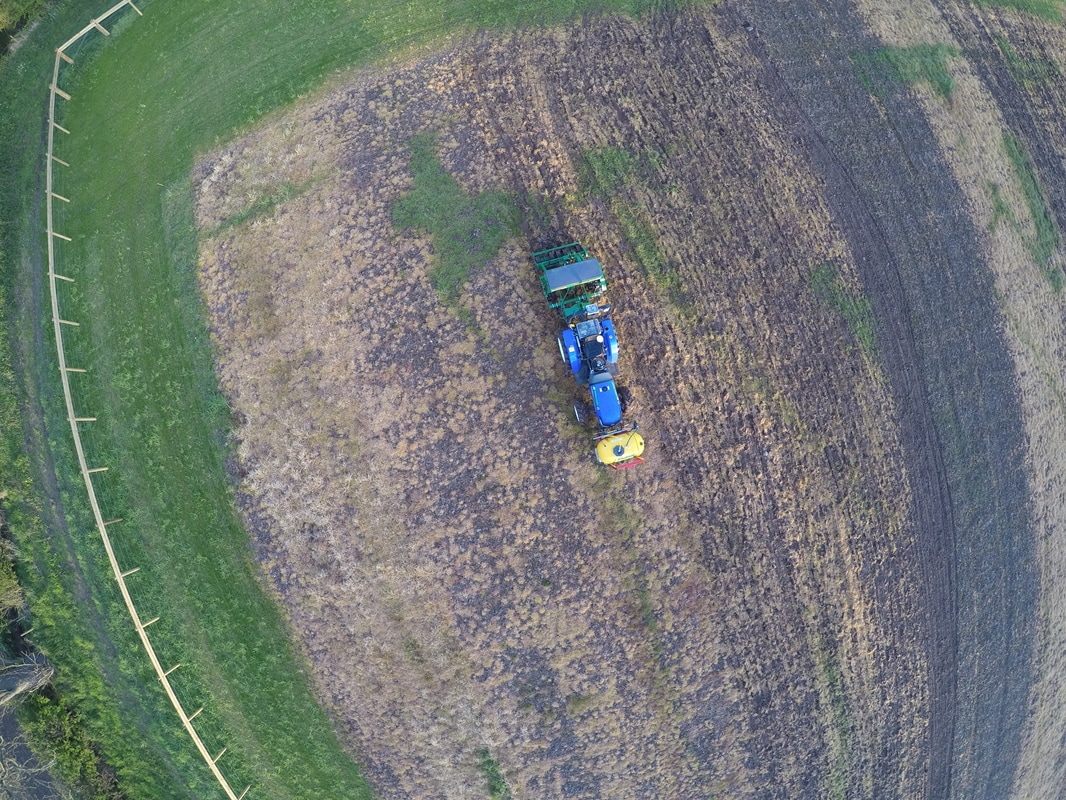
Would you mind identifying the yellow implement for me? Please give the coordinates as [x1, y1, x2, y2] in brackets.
[595, 429, 645, 469]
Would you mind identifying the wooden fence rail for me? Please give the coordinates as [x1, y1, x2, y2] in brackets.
[43, 3, 250, 799]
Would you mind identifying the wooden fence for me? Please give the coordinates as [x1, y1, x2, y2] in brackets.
[43, 3, 249, 798]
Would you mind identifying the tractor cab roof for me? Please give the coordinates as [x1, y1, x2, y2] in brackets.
[543, 258, 605, 294]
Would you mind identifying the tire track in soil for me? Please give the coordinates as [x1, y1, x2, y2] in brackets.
[723, 2, 1039, 799]
[918, 7, 1066, 799]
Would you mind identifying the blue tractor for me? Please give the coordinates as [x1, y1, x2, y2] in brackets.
[533, 242, 645, 467]
[558, 308, 623, 427]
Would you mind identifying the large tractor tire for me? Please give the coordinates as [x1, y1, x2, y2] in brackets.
[558, 329, 582, 375]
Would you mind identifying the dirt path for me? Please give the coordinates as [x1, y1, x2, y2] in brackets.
[195, 10, 938, 799]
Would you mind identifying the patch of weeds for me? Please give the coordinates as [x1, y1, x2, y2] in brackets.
[640, 144, 670, 177]
[807, 633, 853, 800]
[579, 146, 690, 311]
[20, 690, 122, 800]
[631, 573, 665, 662]
[393, 132, 518, 305]
[994, 35, 1058, 85]
[565, 692, 596, 715]
[520, 189, 553, 233]
[580, 146, 637, 198]
[822, 652, 852, 800]
[810, 264, 877, 356]
[209, 177, 318, 235]
[852, 43, 960, 99]
[975, 0, 1065, 21]
[986, 180, 1016, 230]
[1003, 133, 1064, 291]
[635, 580, 658, 633]
[614, 203, 689, 309]
[604, 495, 643, 537]
[401, 637, 427, 667]
[0, 540, 20, 613]
[454, 305, 477, 327]
[476, 747, 513, 800]
[545, 384, 587, 443]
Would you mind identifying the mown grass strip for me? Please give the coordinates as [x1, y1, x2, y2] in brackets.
[1003, 133, 1064, 291]
[393, 132, 517, 304]
[2, 1, 707, 797]
[852, 43, 960, 99]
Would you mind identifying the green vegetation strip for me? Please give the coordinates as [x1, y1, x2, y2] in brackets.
[852, 43, 959, 99]
[1003, 133, 1064, 291]
[0, 0, 701, 797]
[974, 0, 1065, 21]
[580, 146, 688, 308]
[810, 263, 876, 356]
[393, 132, 517, 305]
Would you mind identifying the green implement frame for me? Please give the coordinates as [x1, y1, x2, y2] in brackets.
[532, 241, 608, 320]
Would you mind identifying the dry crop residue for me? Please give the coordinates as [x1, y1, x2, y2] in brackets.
[195, 11, 932, 800]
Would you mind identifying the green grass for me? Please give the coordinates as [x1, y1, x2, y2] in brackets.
[994, 34, 1058, 85]
[580, 146, 637, 196]
[975, 0, 1065, 21]
[1003, 133, 1064, 291]
[810, 264, 877, 356]
[393, 132, 518, 304]
[0, 1, 704, 797]
[853, 43, 960, 99]
[476, 747, 513, 800]
[20, 690, 122, 800]
[580, 146, 689, 308]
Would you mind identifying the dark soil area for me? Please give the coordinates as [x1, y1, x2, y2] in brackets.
[727, 2, 1039, 798]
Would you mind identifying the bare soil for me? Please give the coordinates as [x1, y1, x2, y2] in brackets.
[193, 5, 1059, 799]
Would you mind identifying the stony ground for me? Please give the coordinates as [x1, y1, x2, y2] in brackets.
[193, 3, 1065, 799]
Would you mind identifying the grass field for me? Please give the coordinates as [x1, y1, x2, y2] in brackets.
[0, 0, 681, 797]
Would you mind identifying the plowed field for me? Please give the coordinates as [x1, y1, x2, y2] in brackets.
[192, 3, 1065, 799]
